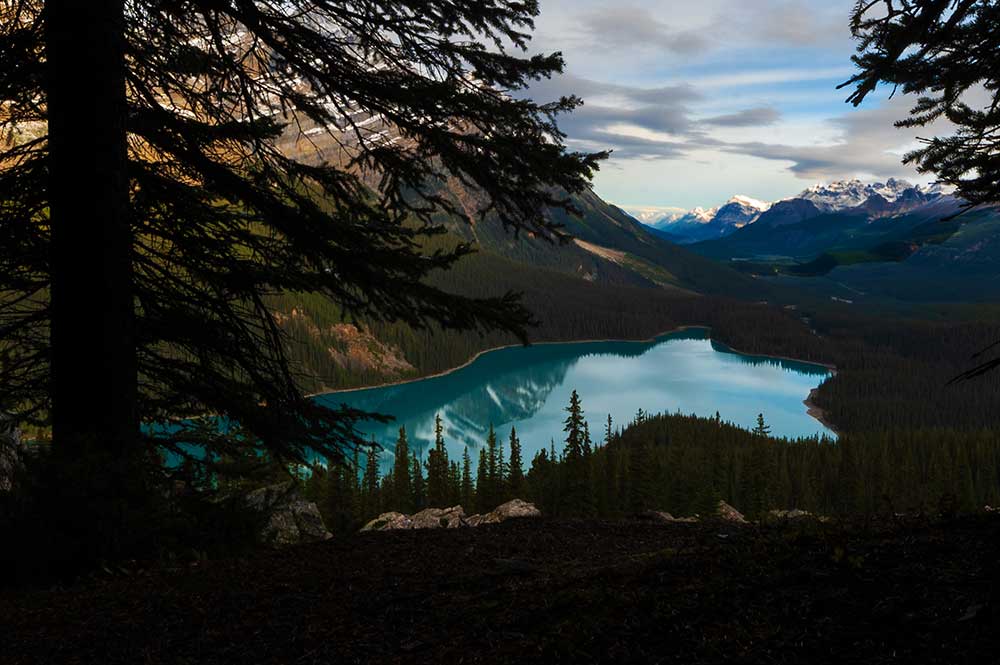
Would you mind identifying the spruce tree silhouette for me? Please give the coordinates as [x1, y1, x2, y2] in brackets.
[0, 1, 603, 557]
[842, 1, 1000, 380]
[842, 1, 1000, 211]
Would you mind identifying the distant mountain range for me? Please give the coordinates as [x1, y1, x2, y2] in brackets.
[689, 178, 959, 263]
[644, 178, 1000, 303]
[643, 179, 950, 245]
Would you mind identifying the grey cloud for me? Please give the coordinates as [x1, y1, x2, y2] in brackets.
[568, 130, 690, 160]
[726, 1, 850, 48]
[716, 98, 935, 180]
[563, 104, 694, 136]
[522, 73, 702, 158]
[577, 7, 710, 55]
[701, 107, 782, 127]
[525, 73, 701, 108]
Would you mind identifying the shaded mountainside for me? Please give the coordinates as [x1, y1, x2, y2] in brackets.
[686, 189, 1000, 303]
[691, 194, 964, 264]
[429, 180, 765, 297]
[3, 515, 998, 664]
[754, 208, 1000, 304]
[276, 106, 761, 297]
[269, 182, 776, 392]
[662, 179, 955, 267]
[267, 103, 779, 390]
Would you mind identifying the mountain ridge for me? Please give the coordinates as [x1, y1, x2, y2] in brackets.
[642, 178, 950, 245]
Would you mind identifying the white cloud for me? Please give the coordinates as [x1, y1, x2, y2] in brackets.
[521, 1, 954, 208]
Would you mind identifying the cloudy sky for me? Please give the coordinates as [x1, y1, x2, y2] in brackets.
[522, 0, 937, 215]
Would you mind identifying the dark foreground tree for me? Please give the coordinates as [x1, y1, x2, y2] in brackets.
[842, 1, 1000, 379]
[0, 2, 602, 556]
[843, 1, 1000, 209]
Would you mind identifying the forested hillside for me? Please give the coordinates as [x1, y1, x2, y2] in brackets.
[299, 402, 1000, 533]
[268, 185, 773, 394]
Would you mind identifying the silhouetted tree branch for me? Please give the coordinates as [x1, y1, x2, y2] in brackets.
[0, 0, 605, 550]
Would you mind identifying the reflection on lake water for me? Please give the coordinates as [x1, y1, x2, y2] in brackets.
[314, 328, 834, 471]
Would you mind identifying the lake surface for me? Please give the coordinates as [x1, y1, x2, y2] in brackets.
[314, 328, 834, 471]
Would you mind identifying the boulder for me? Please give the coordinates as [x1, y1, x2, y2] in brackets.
[362, 500, 541, 532]
[716, 501, 747, 524]
[638, 510, 676, 523]
[361, 511, 413, 531]
[480, 499, 541, 524]
[0, 416, 24, 493]
[464, 514, 485, 527]
[410, 506, 467, 529]
[768, 509, 812, 521]
[646, 511, 699, 524]
[244, 482, 333, 546]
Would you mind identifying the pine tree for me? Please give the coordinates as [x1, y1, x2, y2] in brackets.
[411, 452, 426, 512]
[844, 2, 1000, 213]
[0, 0, 603, 557]
[392, 427, 412, 513]
[600, 416, 618, 514]
[527, 448, 556, 515]
[486, 425, 499, 503]
[753, 414, 771, 438]
[461, 447, 474, 511]
[476, 447, 490, 513]
[564, 391, 585, 463]
[425, 414, 450, 507]
[496, 432, 507, 503]
[627, 441, 655, 514]
[741, 438, 773, 519]
[562, 390, 593, 516]
[448, 461, 463, 507]
[361, 443, 381, 520]
[508, 427, 525, 498]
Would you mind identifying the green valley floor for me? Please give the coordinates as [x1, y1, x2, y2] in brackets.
[3, 515, 999, 664]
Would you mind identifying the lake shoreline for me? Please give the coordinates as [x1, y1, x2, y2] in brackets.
[309, 327, 840, 436]
[804, 388, 840, 438]
[306, 325, 708, 398]
[709, 340, 840, 437]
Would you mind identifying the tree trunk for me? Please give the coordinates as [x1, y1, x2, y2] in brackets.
[45, 0, 139, 550]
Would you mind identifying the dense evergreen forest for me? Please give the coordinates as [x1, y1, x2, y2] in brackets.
[274, 253, 1000, 437]
[295, 390, 1000, 533]
[266, 240, 1000, 531]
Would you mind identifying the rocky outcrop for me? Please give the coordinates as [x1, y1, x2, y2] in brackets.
[716, 501, 747, 524]
[767, 509, 812, 521]
[244, 482, 333, 546]
[361, 500, 541, 532]
[410, 506, 467, 529]
[637, 510, 699, 524]
[0, 416, 24, 493]
[361, 511, 413, 531]
[477, 499, 541, 524]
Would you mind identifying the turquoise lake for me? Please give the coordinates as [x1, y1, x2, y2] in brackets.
[314, 328, 834, 471]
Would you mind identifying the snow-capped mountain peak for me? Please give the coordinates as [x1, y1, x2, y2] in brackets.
[728, 194, 771, 212]
[688, 206, 718, 223]
[711, 195, 771, 228]
[798, 178, 916, 211]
